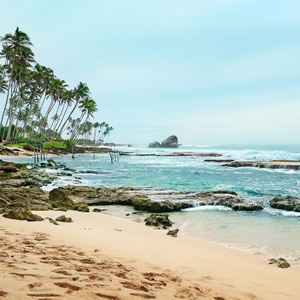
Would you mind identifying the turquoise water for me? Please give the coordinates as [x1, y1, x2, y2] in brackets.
[8, 144, 300, 262]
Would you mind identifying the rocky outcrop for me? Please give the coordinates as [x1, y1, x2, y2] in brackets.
[0, 159, 30, 187]
[132, 198, 189, 212]
[50, 186, 263, 212]
[0, 146, 20, 156]
[23, 144, 35, 151]
[49, 187, 89, 211]
[161, 135, 179, 148]
[190, 191, 263, 211]
[149, 135, 179, 148]
[148, 142, 161, 148]
[76, 202, 89, 212]
[120, 152, 223, 157]
[224, 160, 300, 170]
[269, 196, 300, 212]
[3, 200, 43, 221]
[165, 152, 222, 157]
[144, 214, 173, 228]
[205, 159, 234, 162]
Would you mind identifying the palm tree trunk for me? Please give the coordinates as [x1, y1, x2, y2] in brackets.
[58, 99, 79, 136]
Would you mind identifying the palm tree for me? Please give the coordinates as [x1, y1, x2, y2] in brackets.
[71, 97, 97, 140]
[0, 27, 33, 134]
[58, 82, 89, 136]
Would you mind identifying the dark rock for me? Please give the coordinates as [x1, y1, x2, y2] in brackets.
[48, 186, 263, 213]
[55, 207, 67, 212]
[148, 142, 161, 148]
[78, 170, 100, 174]
[0, 146, 20, 156]
[191, 191, 263, 211]
[231, 203, 264, 211]
[30, 199, 52, 211]
[270, 196, 300, 212]
[0, 192, 11, 207]
[269, 258, 290, 268]
[47, 159, 58, 168]
[165, 152, 222, 157]
[268, 258, 278, 265]
[49, 188, 79, 210]
[23, 144, 35, 151]
[224, 161, 300, 170]
[132, 198, 184, 212]
[77, 202, 89, 212]
[0, 186, 49, 203]
[167, 228, 179, 237]
[149, 135, 179, 148]
[0, 160, 28, 182]
[93, 208, 107, 212]
[144, 214, 173, 227]
[55, 215, 72, 222]
[26, 213, 44, 222]
[205, 159, 235, 162]
[277, 258, 290, 268]
[3, 200, 43, 221]
[161, 135, 179, 148]
[28, 167, 58, 186]
[47, 217, 59, 225]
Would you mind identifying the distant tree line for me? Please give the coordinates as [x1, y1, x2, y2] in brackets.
[0, 27, 113, 144]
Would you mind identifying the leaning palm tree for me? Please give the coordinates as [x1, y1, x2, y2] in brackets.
[72, 98, 97, 140]
[58, 82, 89, 136]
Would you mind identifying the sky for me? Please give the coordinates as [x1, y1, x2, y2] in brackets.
[1, 0, 300, 146]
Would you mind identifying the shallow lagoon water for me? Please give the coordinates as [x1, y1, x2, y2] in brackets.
[9, 144, 300, 263]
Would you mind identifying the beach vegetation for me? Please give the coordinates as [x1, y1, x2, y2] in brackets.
[43, 141, 67, 150]
[0, 27, 113, 146]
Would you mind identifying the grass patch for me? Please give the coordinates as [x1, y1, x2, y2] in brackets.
[43, 141, 67, 150]
[6, 143, 27, 147]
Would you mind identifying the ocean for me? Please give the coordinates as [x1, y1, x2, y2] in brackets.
[9, 144, 300, 264]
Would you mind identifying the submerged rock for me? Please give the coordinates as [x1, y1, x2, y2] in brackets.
[144, 214, 173, 228]
[269, 196, 300, 212]
[224, 160, 300, 170]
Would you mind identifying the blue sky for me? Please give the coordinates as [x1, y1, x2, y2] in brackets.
[1, 0, 300, 145]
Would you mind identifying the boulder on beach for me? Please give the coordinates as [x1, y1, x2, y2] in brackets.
[167, 228, 179, 237]
[55, 215, 73, 222]
[269, 257, 290, 268]
[3, 199, 43, 221]
[149, 135, 179, 148]
[144, 213, 173, 228]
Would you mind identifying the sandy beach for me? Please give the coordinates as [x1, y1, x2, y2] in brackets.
[0, 210, 300, 300]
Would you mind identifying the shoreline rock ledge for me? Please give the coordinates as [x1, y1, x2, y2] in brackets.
[149, 135, 179, 148]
